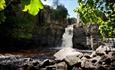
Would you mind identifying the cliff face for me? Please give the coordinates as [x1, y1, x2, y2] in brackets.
[32, 24, 65, 47]
[72, 26, 89, 49]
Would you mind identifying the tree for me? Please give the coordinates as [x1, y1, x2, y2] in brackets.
[0, 0, 44, 39]
[75, 0, 115, 38]
[68, 17, 77, 25]
[0, 0, 43, 15]
[0, 0, 44, 24]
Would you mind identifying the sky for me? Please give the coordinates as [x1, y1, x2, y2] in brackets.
[41, 0, 79, 18]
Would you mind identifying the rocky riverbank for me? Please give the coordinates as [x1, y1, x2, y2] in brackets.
[0, 45, 115, 70]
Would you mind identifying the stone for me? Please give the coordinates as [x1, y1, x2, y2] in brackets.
[40, 68, 47, 70]
[84, 53, 91, 59]
[90, 51, 97, 57]
[112, 51, 115, 56]
[54, 62, 68, 70]
[17, 68, 23, 70]
[80, 57, 96, 68]
[95, 45, 111, 56]
[54, 47, 83, 60]
[111, 61, 115, 66]
[33, 62, 40, 70]
[102, 57, 111, 65]
[64, 55, 81, 66]
[111, 56, 115, 62]
[46, 65, 56, 70]
[90, 56, 101, 64]
[72, 67, 83, 70]
[40, 59, 50, 68]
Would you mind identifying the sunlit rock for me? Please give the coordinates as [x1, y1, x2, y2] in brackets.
[95, 45, 111, 55]
[80, 57, 96, 68]
[64, 54, 81, 66]
[54, 47, 83, 60]
[90, 45, 112, 57]
[84, 53, 91, 59]
[90, 56, 101, 64]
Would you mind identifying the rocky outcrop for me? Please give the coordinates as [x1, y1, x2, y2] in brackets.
[18, 46, 115, 70]
[0, 46, 115, 70]
[73, 26, 88, 49]
[33, 24, 65, 47]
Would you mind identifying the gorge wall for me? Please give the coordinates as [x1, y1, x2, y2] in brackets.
[72, 26, 88, 49]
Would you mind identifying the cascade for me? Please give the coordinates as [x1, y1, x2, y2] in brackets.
[61, 25, 74, 48]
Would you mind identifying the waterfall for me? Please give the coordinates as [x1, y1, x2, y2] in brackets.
[61, 25, 74, 48]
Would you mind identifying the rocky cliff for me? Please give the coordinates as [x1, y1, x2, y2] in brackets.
[73, 26, 88, 49]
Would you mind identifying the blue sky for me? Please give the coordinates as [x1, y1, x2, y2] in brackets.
[41, 0, 79, 18]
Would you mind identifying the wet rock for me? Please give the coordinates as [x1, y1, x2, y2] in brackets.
[112, 51, 115, 56]
[80, 57, 96, 68]
[90, 51, 97, 57]
[95, 45, 111, 55]
[90, 45, 112, 58]
[103, 57, 111, 65]
[54, 47, 83, 60]
[111, 56, 115, 62]
[111, 60, 115, 66]
[0, 45, 115, 70]
[55, 62, 67, 70]
[17, 68, 23, 70]
[40, 68, 47, 70]
[64, 55, 81, 66]
[0, 64, 17, 70]
[40, 59, 50, 68]
[98, 66, 107, 70]
[84, 53, 91, 59]
[45, 62, 67, 70]
[90, 56, 101, 64]
[40, 59, 55, 68]
[72, 67, 83, 70]
[46, 65, 56, 70]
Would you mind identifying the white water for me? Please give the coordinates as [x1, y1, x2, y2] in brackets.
[61, 25, 74, 48]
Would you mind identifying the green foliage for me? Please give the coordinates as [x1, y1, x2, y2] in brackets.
[0, 0, 44, 39]
[0, 12, 6, 24]
[12, 16, 34, 39]
[0, 0, 6, 24]
[22, 0, 44, 16]
[50, 5, 68, 21]
[0, 0, 44, 15]
[75, 0, 115, 38]
[0, 0, 6, 11]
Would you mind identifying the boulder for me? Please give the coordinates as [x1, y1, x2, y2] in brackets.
[40, 59, 51, 68]
[95, 45, 111, 55]
[72, 67, 83, 70]
[80, 57, 96, 68]
[54, 62, 67, 70]
[46, 65, 56, 70]
[90, 45, 112, 57]
[54, 47, 83, 60]
[84, 53, 91, 59]
[64, 54, 81, 66]
[90, 56, 101, 64]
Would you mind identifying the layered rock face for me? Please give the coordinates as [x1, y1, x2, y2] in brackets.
[72, 24, 102, 50]
[73, 26, 88, 49]
[33, 24, 65, 47]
